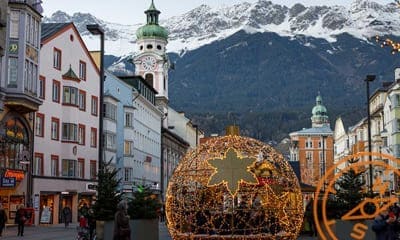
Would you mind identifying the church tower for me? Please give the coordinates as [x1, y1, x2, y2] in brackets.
[134, 0, 170, 108]
[311, 93, 329, 128]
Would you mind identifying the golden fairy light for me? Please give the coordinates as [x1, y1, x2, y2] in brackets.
[374, 1, 400, 54]
[165, 135, 304, 240]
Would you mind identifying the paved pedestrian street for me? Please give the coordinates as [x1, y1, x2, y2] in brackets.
[0, 222, 317, 240]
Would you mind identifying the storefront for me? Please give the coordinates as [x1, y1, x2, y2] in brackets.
[0, 114, 33, 224]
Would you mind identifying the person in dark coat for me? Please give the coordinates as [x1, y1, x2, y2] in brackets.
[372, 208, 397, 240]
[15, 204, 27, 236]
[113, 201, 131, 240]
[0, 204, 7, 237]
[87, 208, 96, 240]
[62, 206, 72, 228]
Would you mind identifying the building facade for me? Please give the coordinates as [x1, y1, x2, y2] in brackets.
[118, 75, 162, 193]
[32, 23, 100, 225]
[0, 0, 42, 225]
[289, 94, 334, 187]
[103, 71, 137, 194]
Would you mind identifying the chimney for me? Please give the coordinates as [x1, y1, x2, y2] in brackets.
[226, 125, 240, 136]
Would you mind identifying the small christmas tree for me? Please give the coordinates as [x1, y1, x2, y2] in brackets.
[128, 185, 161, 219]
[334, 168, 366, 217]
[92, 159, 122, 220]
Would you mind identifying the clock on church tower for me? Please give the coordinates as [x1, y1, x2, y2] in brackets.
[134, 0, 170, 106]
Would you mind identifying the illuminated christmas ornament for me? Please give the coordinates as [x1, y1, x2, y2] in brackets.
[165, 134, 304, 239]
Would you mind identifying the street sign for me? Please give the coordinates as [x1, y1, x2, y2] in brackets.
[86, 183, 97, 191]
[0, 177, 16, 187]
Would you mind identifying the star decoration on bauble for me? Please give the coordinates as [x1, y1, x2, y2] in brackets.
[207, 148, 258, 196]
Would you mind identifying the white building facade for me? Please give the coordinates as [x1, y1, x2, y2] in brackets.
[33, 23, 99, 225]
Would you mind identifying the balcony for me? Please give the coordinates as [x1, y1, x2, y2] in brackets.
[4, 92, 42, 113]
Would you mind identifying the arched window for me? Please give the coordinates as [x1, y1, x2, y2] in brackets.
[145, 73, 153, 87]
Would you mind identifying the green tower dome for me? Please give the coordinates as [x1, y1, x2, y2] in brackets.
[311, 93, 329, 127]
[136, 0, 168, 40]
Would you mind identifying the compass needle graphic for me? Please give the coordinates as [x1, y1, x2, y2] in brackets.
[314, 152, 400, 240]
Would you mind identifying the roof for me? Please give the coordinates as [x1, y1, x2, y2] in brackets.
[291, 126, 333, 136]
[41, 23, 71, 42]
[288, 161, 317, 192]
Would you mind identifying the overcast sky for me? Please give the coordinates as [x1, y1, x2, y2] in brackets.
[42, 0, 393, 25]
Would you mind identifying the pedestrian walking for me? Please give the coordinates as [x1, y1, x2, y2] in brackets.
[62, 206, 72, 228]
[0, 204, 7, 237]
[113, 200, 131, 240]
[87, 208, 96, 240]
[15, 204, 27, 236]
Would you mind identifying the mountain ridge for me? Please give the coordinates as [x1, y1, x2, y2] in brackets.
[44, 0, 400, 55]
[43, 0, 400, 142]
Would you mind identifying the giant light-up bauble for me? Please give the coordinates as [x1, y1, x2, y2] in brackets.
[165, 135, 303, 239]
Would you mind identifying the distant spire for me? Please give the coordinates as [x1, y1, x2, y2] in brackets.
[145, 0, 160, 25]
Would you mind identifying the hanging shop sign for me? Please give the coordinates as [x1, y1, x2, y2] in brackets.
[0, 177, 16, 187]
[4, 169, 25, 181]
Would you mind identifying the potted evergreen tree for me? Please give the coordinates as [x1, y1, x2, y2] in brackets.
[127, 185, 162, 240]
[92, 159, 122, 240]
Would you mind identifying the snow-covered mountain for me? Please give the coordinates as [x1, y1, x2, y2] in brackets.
[44, 0, 400, 57]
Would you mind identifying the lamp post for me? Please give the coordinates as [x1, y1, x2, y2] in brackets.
[87, 24, 105, 173]
[365, 74, 376, 196]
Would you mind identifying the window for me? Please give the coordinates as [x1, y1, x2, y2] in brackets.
[62, 123, 78, 142]
[145, 73, 153, 87]
[105, 133, 116, 151]
[38, 75, 45, 99]
[90, 160, 97, 180]
[53, 48, 61, 70]
[90, 128, 97, 148]
[157, 45, 162, 50]
[78, 124, 85, 145]
[146, 44, 153, 49]
[63, 86, 78, 106]
[77, 158, 84, 179]
[104, 102, 117, 120]
[125, 112, 133, 127]
[305, 138, 312, 149]
[124, 141, 134, 156]
[79, 61, 86, 80]
[35, 113, 44, 137]
[8, 57, 18, 87]
[62, 159, 76, 177]
[51, 117, 60, 140]
[91, 96, 98, 116]
[51, 155, 59, 177]
[33, 153, 43, 176]
[124, 168, 133, 182]
[10, 11, 19, 38]
[306, 152, 313, 169]
[52, 80, 60, 102]
[79, 90, 86, 111]
[319, 151, 325, 177]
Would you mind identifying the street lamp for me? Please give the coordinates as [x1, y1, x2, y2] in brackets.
[365, 74, 376, 196]
[86, 24, 105, 173]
